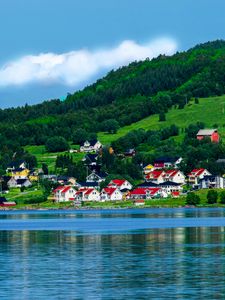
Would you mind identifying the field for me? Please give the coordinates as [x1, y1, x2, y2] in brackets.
[24, 144, 84, 172]
[98, 95, 225, 144]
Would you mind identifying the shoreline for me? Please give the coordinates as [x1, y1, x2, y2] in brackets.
[1, 204, 225, 211]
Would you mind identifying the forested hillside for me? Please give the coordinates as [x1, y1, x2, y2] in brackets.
[1, 40, 225, 174]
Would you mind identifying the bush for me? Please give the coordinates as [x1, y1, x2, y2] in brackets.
[45, 136, 69, 152]
[20, 186, 26, 193]
[159, 112, 166, 122]
[23, 195, 47, 205]
[186, 192, 200, 206]
[194, 98, 199, 104]
[220, 191, 225, 204]
[207, 190, 218, 204]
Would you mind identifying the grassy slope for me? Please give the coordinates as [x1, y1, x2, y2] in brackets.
[25, 145, 84, 172]
[98, 95, 225, 144]
[25, 95, 225, 169]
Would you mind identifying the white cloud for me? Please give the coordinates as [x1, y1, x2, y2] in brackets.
[0, 38, 178, 88]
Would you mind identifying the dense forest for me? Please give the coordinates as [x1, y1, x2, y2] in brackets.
[1, 40, 225, 174]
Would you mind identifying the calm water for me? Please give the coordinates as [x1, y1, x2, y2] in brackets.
[1, 208, 225, 299]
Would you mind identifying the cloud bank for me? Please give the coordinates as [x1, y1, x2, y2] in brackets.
[0, 38, 178, 88]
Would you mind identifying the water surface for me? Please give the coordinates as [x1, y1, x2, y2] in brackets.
[1, 208, 225, 299]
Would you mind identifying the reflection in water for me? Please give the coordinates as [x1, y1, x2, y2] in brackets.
[1, 210, 225, 299]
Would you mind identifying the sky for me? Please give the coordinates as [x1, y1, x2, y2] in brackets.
[0, 0, 225, 108]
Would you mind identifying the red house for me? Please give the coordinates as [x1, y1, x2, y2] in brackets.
[196, 129, 220, 143]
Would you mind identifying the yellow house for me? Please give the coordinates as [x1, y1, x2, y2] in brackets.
[29, 174, 39, 182]
[143, 164, 154, 175]
[11, 168, 30, 179]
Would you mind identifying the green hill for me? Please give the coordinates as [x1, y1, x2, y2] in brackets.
[1, 40, 225, 175]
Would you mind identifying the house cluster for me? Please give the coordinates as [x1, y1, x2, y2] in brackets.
[53, 179, 132, 203]
[52, 150, 225, 203]
[143, 156, 225, 190]
[1, 160, 38, 190]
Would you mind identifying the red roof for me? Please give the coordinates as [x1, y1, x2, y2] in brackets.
[130, 187, 161, 196]
[84, 188, 94, 195]
[53, 186, 73, 194]
[164, 170, 178, 177]
[111, 179, 126, 186]
[172, 191, 180, 197]
[188, 168, 205, 177]
[103, 187, 117, 195]
[130, 188, 148, 195]
[146, 170, 164, 180]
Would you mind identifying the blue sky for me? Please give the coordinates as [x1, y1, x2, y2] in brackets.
[0, 0, 225, 107]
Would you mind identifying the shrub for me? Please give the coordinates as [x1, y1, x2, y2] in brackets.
[45, 136, 69, 152]
[23, 195, 47, 205]
[207, 190, 218, 204]
[194, 98, 199, 104]
[159, 112, 166, 122]
[186, 192, 200, 206]
[220, 191, 225, 204]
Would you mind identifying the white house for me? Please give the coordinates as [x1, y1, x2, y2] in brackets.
[199, 175, 225, 189]
[53, 186, 76, 202]
[80, 140, 102, 153]
[100, 188, 123, 201]
[108, 179, 133, 191]
[86, 170, 107, 183]
[163, 170, 186, 184]
[145, 170, 165, 184]
[75, 188, 100, 202]
[158, 181, 183, 195]
[188, 168, 211, 186]
[7, 178, 32, 188]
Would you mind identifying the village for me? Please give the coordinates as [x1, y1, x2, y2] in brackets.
[0, 128, 224, 208]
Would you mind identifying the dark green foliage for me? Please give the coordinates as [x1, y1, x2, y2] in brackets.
[101, 119, 120, 134]
[207, 190, 218, 204]
[186, 192, 200, 206]
[23, 153, 37, 169]
[40, 179, 57, 199]
[220, 191, 225, 204]
[24, 195, 47, 205]
[56, 155, 73, 169]
[111, 125, 179, 153]
[45, 136, 69, 152]
[159, 112, 166, 122]
[42, 163, 48, 175]
[72, 129, 89, 145]
[20, 186, 25, 193]
[194, 98, 199, 104]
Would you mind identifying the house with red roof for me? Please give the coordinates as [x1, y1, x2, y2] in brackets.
[53, 186, 76, 202]
[163, 170, 186, 184]
[196, 129, 219, 143]
[188, 168, 211, 186]
[75, 188, 100, 202]
[100, 187, 123, 201]
[108, 179, 133, 191]
[145, 170, 165, 184]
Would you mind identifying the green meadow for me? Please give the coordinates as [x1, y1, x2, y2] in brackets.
[98, 95, 225, 144]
